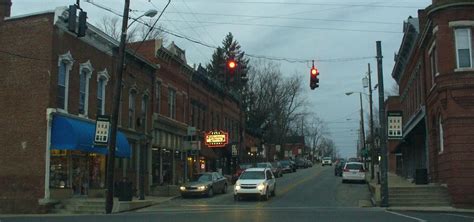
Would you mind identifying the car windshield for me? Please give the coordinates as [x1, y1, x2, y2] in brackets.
[192, 174, 212, 182]
[239, 171, 265, 180]
[323, 157, 332, 160]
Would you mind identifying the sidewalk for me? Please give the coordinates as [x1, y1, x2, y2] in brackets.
[366, 166, 474, 213]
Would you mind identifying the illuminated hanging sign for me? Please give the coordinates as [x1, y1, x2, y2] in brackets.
[204, 130, 229, 148]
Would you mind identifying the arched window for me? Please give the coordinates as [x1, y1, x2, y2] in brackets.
[57, 51, 74, 111]
[141, 94, 149, 130]
[438, 116, 444, 154]
[96, 69, 109, 115]
[129, 89, 137, 129]
[79, 61, 93, 116]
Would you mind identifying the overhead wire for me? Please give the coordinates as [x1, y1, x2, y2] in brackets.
[174, 1, 424, 9]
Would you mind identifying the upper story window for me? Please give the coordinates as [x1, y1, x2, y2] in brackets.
[141, 94, 149, 130]
[129, 89, 137, 129]
[96, 70, 109, 116]
[57, 51, 74, 111]
[78, 61, 93, 116]
[168, 88, 176, 119]
[454, 28, 473, 69]
[429, 43, 438, 85]
[155, 82, 161, 114]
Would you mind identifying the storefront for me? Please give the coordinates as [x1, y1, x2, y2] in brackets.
[49, 114, 131, 199]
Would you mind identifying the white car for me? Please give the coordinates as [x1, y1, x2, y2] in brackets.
[342, 162, 366, 183]
[234, 168, 276, 201]
[321, 157, 332, 166]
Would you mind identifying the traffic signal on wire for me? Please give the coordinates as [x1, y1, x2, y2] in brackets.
[310, 62, 319, 90]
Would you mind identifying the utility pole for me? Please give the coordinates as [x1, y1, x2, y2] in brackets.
[359, 93, 365, 164]
[376, 41, 389, 207]
[105, 0, 130, 214]
[368, 63, 375, 180]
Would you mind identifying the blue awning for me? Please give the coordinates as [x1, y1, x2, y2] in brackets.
[51, 115, 131, 158]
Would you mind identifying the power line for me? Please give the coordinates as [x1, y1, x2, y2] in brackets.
[174, 1, 424, 8]
[161, 19, 401, 34]
[157, 11, 400, 25]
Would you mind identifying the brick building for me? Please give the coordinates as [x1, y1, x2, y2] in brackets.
[390, 0, 474, 207]
[0, 4, 156, 213]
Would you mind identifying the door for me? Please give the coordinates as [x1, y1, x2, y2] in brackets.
[266, 170, 275, 192]
[71, 155, 89, 196]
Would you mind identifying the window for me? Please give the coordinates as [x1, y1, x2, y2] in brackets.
[118, 84, 124, 126]
[155, 82, 161, 114]
[141, 95, 148, 130]
[129, 90, 136, 129]
[78, 61, 93, 116]
[438, 116, 444, 154]
[454, 28, 473, 68]
[168, 88, 176, 119]
[97, 77, 106, 115]
[57, 52, 73, 111]
[429, 44, 438, 85]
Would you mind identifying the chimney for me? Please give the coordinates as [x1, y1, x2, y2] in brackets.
[0, 0, 12, 21]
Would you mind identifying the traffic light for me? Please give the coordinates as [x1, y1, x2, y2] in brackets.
[77, 11, 88, 37]
[310, 64, 319, 90]
[227, 59, 237, 72]
[67, 5, 77, 33]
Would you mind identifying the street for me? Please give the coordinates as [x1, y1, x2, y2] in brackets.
[2, 165, 474, 222]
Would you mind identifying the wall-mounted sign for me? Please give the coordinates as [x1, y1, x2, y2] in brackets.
[232, 145, 238, 156]
[387, 111, 403, 139]
[94, 115, 111, 146]
[276, 145, 281, 152]
[204, 130, 229, 148]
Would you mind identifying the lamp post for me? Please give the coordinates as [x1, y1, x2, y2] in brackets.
[363, 64, 376, 180]
[104, 4, 157, 214]
[128, 9, 158, 28]
[345, 92, 366, 164]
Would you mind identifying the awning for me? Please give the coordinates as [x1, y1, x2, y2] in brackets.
[51, 115, 131, 158]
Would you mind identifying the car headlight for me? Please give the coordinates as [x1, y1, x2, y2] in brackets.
[257, 184, 265, 190]
[235, 185, 241, 190]
[198, 185, 207, 191]
[180, 186, 186, 191]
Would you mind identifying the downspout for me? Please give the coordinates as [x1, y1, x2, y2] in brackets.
[40, 108, 55, 204]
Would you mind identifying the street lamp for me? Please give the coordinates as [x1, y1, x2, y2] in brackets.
[128, 9, 158, 28]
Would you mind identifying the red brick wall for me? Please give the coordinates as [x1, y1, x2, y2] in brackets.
[0, 14, 55, 213]
[424, 4, 474, 207]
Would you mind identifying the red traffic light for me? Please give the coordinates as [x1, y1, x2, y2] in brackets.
[311, 67, 318, 76]
[227, 60, 237, 69]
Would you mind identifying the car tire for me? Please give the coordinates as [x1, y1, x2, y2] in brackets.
[222, 184, 227, 194]
[262, 189, 270, 201]
[271, 186, 276, 197]
[207, 187, 214, 197]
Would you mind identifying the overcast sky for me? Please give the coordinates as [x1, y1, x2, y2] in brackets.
[12, 0, 431, 158]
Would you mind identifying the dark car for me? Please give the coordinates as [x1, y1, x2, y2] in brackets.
[334, 160, 346, 176]
[271, 161, 283, 177]
[296, 159, 307, 169]
[280, 160, 296, 173]
[179, 172, 228, 198]
[231, 163, 254, 184]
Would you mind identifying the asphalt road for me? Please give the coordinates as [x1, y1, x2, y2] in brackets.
[2, 165, 474, 222]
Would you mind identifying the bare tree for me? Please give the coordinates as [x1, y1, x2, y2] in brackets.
[245, 60, 306, 158]
[96, 16, 166, 43]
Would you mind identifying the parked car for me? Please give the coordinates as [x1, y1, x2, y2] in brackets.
[232, 163, 254, 184]
[234, 167, 276, 201]
[271, 161, 283, 177]
[279, 160, 294, 173]
[257, 162, 281, 178]
[289, 160, 297, 172]
[334, 160, 346, 176]
[305, 159, 313, 167]
[321, 157, 333, 166]
[180, 172, 228, 198]
[296, 159, 307, 168]
[342, 162, 366, 183]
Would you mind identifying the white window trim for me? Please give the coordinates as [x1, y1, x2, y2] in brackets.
[454, 28, 473, 70]
[79, 61, 93, 117]
[449, 20, 474, 28]
[57, 51, 74, 113]
[97, 69, 110, 115]
[155, 81, 162, 114]
[128, 87, 138, 130]
[438, 116, 444, 155]
[432, 25, 439, 35]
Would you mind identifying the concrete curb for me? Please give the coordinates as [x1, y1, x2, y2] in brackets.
[386, 207, 474, 213]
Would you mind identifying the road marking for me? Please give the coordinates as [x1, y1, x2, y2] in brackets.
[385, 210, 426, 222]
[442, 213, 474, 219]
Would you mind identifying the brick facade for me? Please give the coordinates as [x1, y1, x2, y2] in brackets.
[391, 0, 474, 207]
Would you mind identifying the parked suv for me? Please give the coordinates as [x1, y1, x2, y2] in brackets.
[322, 157, 332, 166]
[234, 168, 276, 201]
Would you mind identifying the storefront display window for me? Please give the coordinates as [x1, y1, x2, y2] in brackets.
[50, 150, 69, 188]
